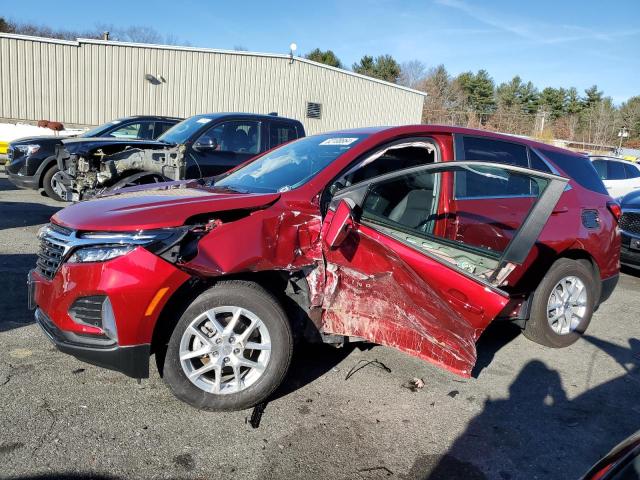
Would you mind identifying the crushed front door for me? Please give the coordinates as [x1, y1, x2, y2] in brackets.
[319, 161, 568, 377]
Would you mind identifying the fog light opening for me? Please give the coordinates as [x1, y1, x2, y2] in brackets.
[101, 297, 119, 342]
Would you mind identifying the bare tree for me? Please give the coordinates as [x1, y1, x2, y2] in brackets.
[398, 60, 427, 89]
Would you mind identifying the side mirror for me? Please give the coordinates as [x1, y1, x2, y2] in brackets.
[193, 138, 217, 152]
[324, 199, 354, 249]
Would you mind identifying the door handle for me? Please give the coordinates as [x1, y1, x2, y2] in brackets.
[446, 289, 484, 315]
[552, 206, 569, 215]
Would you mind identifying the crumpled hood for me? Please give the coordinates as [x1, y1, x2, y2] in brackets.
[52, 182, 280, 231]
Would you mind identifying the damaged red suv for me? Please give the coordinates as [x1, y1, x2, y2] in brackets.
[30, 126, 620, 411]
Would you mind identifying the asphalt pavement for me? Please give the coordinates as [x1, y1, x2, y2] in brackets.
[0, 170, 639, 480]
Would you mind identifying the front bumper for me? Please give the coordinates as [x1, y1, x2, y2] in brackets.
[621, 230, 640, 268]
[6, 170, 39, 189]
[36, 308, 150, 378]
[30, 247, 190, 377]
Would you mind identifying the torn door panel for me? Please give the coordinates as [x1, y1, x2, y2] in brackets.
[320, 226, 509, 377]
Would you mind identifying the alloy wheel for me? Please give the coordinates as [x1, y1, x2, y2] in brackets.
[179, 306, 271, 395]
[546, 276, 588, 335]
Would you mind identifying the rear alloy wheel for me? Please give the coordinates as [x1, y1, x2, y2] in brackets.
[523, 258, 596, 348]
[163, 281, 292, 411]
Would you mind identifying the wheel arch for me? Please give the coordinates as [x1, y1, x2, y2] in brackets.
[151, 269, 318, 376]
[37, 156, 58, 188]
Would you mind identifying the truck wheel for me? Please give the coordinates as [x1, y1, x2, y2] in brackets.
[163, 281, 293, 411]
[523, 258, 596, 348]
[42, 164, 64, 201]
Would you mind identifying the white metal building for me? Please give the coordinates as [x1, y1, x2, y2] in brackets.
[0, 33, 425, 134]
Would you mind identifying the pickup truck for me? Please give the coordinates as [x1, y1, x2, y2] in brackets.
[56, 113, 305, 201]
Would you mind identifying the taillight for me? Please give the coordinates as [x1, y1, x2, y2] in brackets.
[607, 201, 622, 222]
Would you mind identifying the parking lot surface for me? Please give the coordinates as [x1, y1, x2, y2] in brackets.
[1, 169, 639, 480]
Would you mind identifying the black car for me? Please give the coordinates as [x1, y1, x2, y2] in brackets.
[56, 113, 305, 201]
[581, 431, 640, 479]
[619, 190, 640, 269]
[6, 115, 182, 201]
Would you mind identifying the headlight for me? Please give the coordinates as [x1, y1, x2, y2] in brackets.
[68, 227, 190, 264]
[15, 144, 41, 156]
[68, 245, 134, 263]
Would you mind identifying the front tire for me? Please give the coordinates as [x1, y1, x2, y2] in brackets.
[523, 258, 596, 348]
[42, 164, 64, 201]
[163, 281, 293, 411]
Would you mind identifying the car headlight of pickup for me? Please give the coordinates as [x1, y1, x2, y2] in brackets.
[67, 227, 190, 264]
[15, 144, 41, 156]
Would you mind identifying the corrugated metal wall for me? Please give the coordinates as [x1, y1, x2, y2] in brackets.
[0, 34, 425, 135]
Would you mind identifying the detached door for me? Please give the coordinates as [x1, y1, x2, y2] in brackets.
[320, 162, 568, 377]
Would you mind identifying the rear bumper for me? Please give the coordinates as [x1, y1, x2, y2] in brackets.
[36, 308, 150, 378]
[6, 170, 39, 189]
[599, 274, 619, 304]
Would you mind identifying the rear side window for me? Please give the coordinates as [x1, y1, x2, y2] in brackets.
[154, 122, 176, 138]
[539, 149, 608, 195]
[592, 160, 607, 179]
[270, 122, 300, 149]
[608, 161, 627, 180]
[624, 162, 640, 179]
[456, 136, 536, 197]
[460, 136, 529, 167]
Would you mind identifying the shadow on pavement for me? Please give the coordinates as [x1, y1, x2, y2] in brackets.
[0, 201, 60, 230]
[414, 335, 640, 480]
[0, 175, 19, 192]
[472, 322, 522, 378]
[0, 254, 37, 332]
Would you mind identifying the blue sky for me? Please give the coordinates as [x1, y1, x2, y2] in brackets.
[6, 0, 640, 103]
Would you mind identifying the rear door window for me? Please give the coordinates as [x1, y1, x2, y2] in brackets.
[624, 162, 640, 179]
[607, 161, 627, 180]
[270, 122, 300, 148]
[154, 122, 176, 138]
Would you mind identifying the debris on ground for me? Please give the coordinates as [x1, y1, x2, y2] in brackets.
[401, 377, 425, 392]
[344, 359, 391, 380]
[247, 402, 267, 428]
[447, 390, 460, 398]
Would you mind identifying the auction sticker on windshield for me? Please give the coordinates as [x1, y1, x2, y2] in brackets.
[196, 118, 212, 124]
[319, 137, 359, 146]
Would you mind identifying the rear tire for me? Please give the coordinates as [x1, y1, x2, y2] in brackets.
[163, 281, 293, 411]
[42, 164, 63, 201]
[523, 258, 596, 348]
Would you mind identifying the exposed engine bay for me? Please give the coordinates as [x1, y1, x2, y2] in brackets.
[56, 142, 187, 201]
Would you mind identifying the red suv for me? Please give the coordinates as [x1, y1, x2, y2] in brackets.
[30, 126, 620, 411]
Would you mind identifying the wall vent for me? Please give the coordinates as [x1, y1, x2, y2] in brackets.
[306, 102, 322, 119]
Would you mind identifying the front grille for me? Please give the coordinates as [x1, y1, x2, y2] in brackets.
[69, 296, 106, 328]
[619, 212, 640, 235]
[36, 224, 73, 279]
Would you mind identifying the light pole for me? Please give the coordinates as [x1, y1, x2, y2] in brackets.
[618, 126, 629, 152]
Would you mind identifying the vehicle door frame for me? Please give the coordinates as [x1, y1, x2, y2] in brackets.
[326, 160, 569, 291]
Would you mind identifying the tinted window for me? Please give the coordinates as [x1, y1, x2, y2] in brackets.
[154, 122, 176, 138]
[540, 149, 608, 195]
[461, 136, 529, 167]
[529, 150, 552, 173]
[624, 162, 640, 179]
[270, 122, 299, 148]
[198, 121, 261, 154]
[608, 161, 627, 180]
[592, 160, 607, 179]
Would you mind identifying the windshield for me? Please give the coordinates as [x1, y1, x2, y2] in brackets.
[158, 116, 212, 144]
[215, 134, 368, 193]
[80, 121, 119, 138]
